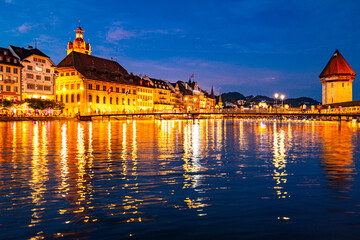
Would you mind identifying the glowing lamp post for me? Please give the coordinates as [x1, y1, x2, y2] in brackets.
[280, 94, 285, 108]
[274, 93, 279, 112]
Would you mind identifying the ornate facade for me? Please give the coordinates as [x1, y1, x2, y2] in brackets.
[0, 47, 22, 101]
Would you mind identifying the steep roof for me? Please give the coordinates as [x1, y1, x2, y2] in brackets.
[9, 45, 50, 60]
[0, 47, 23, 67]
[56, 51, 129, 82]
[319, 50, 356, 78]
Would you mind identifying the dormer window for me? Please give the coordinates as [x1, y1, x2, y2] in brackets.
[4, 50, 7, 55]
[14, 59, 17, 64]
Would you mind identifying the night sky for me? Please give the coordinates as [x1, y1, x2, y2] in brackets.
[2, 0, 360, 101]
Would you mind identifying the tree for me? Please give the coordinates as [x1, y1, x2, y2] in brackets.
[26, 99, 65, 111]
[0, 99, 13, 109]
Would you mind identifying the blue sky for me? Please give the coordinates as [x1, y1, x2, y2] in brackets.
[2, 0, 360, 101]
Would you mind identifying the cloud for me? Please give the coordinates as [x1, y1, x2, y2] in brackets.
[106, 26, 137, 43]
[14, 23, 37, 34]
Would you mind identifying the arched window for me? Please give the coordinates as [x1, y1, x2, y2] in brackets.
[110, 97, 112, 104]
[60, 95, 63, 102]
[89, 95, 92, 102]
[77, 94, 80, 102]
[66, 94, 68, 103]
[128, 98, 130, 105]
[96, 96, 100, 103]
[71, 94, 74, 103]
[116, 97, 119, 105]
[103, 96, 106, 104]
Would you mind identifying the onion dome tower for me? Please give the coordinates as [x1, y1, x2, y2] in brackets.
[319, 50, 356, 105]
[67, 22, 91, 55]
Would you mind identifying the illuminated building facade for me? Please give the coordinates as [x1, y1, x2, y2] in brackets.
[56, 51, 138, 115]
[319, 50, 356, 105]
[8, 45, 55, 100]
[0, 47, 22, 101]
[55, 25, 216, 115]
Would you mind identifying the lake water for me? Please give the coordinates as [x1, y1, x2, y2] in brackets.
[1, 119, 360, 239]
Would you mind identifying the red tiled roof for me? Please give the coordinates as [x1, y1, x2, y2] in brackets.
[319, 50, 356, 78]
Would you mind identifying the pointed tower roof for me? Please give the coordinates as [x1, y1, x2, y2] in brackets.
[210, 85, 214, 98]
[319, 50, 356, 78]
[218, 91, 222, 103]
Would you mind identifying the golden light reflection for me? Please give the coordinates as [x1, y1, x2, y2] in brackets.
[59, 123, 69, 196]
[272, 122, 289, 199]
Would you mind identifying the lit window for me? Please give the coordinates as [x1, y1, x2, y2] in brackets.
[35, 66, 43, 72]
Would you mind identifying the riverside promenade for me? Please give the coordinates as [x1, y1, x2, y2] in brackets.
[77, 110, 360, 121]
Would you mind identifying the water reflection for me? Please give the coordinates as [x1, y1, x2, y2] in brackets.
[0, 119, 359, 239]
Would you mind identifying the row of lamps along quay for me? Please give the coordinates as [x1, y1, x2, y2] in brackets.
[274, 93, 285, 108]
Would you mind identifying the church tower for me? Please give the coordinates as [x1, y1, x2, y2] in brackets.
[67, 22, 91, 55]
[319, 50, 356, 105]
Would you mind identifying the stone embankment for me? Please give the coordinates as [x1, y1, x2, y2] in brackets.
[0, 116, 75, 122]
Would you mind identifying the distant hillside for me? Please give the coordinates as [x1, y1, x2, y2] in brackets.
[216, 92, 320, 107]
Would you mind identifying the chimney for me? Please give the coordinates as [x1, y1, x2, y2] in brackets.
[111, 57, 113, 61]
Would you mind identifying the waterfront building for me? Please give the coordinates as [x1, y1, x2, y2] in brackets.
[56, 51, 138, 115]
[151, 78, 174, 111]
[8, 45, 56, 100]
[136, 76, 154, 112]
[0, 47, 22, 101]
[319, 50, 356, 105]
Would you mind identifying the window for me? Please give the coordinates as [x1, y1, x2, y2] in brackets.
[33, 57, 37, 61]
[77, 84, 80, 89]
[103, 96, 106, 104]
[66, 72, 69, 76]
[13, 68, 18, 74]
[60, 95, 63, 102]
[36, 85, 43, 90]
[96, 96, 100, 103]
[46, 69, 50, 73]
[66, 95, 69, 103]
[110, 97, 112, 104]
[27, 65, 33, 70]
[36, 75, 41, 80]
[6, 67, 10, 73]
[133, 90, 136, 95]
[45, 76, 51, 81]
[0, 66, 2, 71]
[6, 86, 10, 92]
[71, 84, 74, 90]
[122, 98, 125, 105]
[44, 86, 51, 91]
[71, 94, 74, 103]
[35, 66, 43, 72]
[13, 77, 18, 82]
[89, 95, 92, 102]
[71, 72, 75, 76]
[14, 87, 18, 92]
[27, 84, 35, 89]
[103, 86, 107, 91]
[116, 87, 119, 93]
[88, 84, 93, 90]
[96, 85, 100, 90]
[42, 59, 45, 63]
[14, 59, 17, 64]
[128, 98, 130, 105]
[26, 73, 34, 79]
[60, 73, 64, 77]
[0, 75, 2, 80]
[0, 85, 2, 91]
[116, 97, 119, 105]
[122, 88, 125, 93]
[77, 94, 80, 102]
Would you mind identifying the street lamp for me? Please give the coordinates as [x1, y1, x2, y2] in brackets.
[274, 93, 279, 106]
[274, 93, 279, 112]
[280, 94, 285, 108]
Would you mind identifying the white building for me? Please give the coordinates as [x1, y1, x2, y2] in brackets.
[8, 45, 56, 100]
